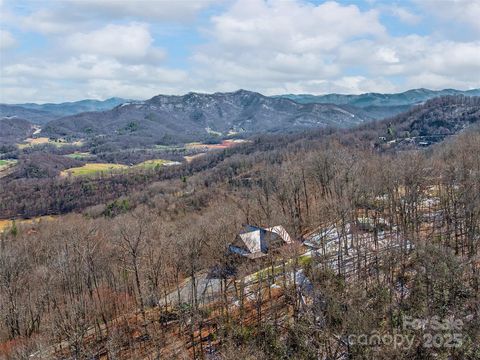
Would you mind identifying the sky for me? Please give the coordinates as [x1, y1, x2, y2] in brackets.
[0, 0, 479, 103]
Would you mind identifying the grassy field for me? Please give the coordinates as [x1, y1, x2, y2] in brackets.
[65, 152, 91, 159]
[0, 215, 56, 233]
[0, 159, 17, 171]
[61, 159, 179, 177]
[0, 220, 11, 233]
[61, 163, 128, 177]
[18, 137, 84, 149]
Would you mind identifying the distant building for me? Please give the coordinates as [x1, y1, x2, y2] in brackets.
[229, 225, 293, 259]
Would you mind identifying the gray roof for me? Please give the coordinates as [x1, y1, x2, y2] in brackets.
[230, 225, 293, 258]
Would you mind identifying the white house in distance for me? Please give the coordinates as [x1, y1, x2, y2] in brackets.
[229, 225, 293, 259]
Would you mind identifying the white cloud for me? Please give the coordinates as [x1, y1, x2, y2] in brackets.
[193, 0, 387, 94]
[66, 23, 164, 61]
[0, 29, 15, 50]
[21, 9, 79, 34]
[19, 0, 218, 34]
[1, 0, 479, 102]
[375, 47, 400, 64]
[330, 76, 397, 94]
[384, 5, 421, 25]
[191, 0, 480, 95]
[209, 0, 385, 52]
[337, 35, 480, 82]
[424, 41, 480, 77]
[71, 0, 219, 22]
[2, 55, 187, 83]
[1, 54, 189, 103]
[418, 0, 480, 33]
[262, 76, 398, 95]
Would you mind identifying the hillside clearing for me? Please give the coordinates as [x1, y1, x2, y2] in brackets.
[184, 153, 206, 163]
[0, 159, 17, 178]
[18, 137, 84, 149]
[0, 159, 17, 168]
[186, 139, 249, 150]
[134, 159, 181, 169]
[0, 219, 11, 232]
[60, 163, 128, 177]
[0, 215, 56, 233]
[65, 152, 91, 159]
[61, 159, 180, 177]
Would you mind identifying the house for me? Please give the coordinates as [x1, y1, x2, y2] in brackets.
[229, 225, 293, 259]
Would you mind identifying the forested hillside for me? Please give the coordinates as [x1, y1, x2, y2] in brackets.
[0, 105, 53, 125]
[0, 118, 33, 145]
[359, 95, 480, 149]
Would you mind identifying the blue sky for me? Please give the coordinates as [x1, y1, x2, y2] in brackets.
[0, 0, 479, 103]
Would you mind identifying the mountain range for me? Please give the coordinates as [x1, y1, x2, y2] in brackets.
[276, 88, 480, 106]
[41, 90, 378, 146]
[2, 89, 480, 147]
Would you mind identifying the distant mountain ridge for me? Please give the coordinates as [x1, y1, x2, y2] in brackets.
[16, 97, 132, 117]
[276, 88, 480, 107]
[0, 98, 131, 125]
[0, 104, 53, 125]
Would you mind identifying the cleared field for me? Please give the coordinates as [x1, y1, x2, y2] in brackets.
[0, 215, 56, 233]
[186, 139, 249, 150]
[183, 139, 250, 163]
[0, 159, 16, 167]
[23, 137, 49, 146]
[0, 220, 11, 233]
[18, 137, 83, 149]
[61, 163, 128, 177]
[61, 159, 179, 177]
[65, 152, 91, 159]
[0, 159, 17, 177]
[184, 153, 206, 163]
[134, 159, 180, 169]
